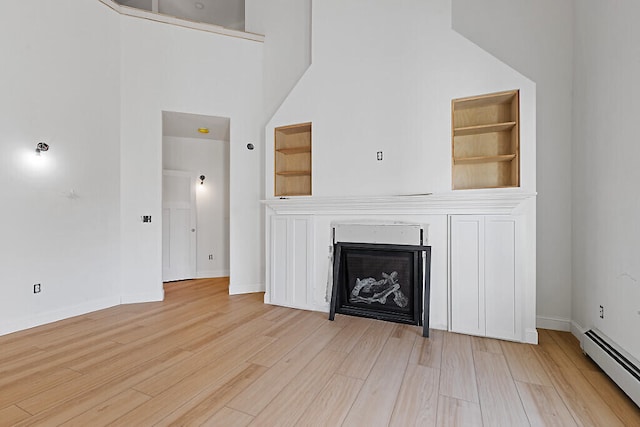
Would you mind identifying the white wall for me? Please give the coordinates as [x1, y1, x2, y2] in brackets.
[245, 0, 312, 121]
[266, 0, 536, 198]
[119, 16, 264, 298]
[572, 0, 640, 360]
[451, 0, 574, 330]
[0, 0, 121, 334]
[163, 136, 230, 277]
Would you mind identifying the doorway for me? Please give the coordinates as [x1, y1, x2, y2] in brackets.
[162, 111, 231, 283]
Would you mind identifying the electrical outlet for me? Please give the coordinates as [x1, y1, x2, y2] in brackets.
[599, 305, 604, 319]
[208, 254, 214, 260]
[377, 151, 383, 161]
[34, 284, 41, 294]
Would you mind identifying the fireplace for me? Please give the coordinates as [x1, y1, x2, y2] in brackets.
[329, 242, 431, 337]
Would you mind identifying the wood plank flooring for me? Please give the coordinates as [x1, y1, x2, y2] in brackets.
[1, 278, 639, 426]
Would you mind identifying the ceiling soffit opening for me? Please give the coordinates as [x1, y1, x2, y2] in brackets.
[114, 0, 245, 31]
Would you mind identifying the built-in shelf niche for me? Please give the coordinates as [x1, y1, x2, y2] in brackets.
[452, 90, 520, 190]
[275, 122, 312, 196]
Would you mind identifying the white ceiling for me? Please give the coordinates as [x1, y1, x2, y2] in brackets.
[162, 111, 230, 142]
[115, 0, 245, 30]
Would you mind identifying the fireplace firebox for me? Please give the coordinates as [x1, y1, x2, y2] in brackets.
[329, 242, 431, 337]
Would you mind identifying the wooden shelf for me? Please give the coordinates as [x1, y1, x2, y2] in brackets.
[453, 90, 517, 110]
[453, 122, 516, 137]
[275, 122, 312, 135]
[275, 170, 311, 177]
[278, 193, 311, 197]
[276, 147, 311, 155]
[452, 90, 520, 190]
[453, 154, 516, 165]
[275, 122, 312, 196]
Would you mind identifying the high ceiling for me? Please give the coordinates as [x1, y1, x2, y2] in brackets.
[114, 0, 245, 31]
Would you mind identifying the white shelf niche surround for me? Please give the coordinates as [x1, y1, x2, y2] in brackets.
[263, 191, 538, 343]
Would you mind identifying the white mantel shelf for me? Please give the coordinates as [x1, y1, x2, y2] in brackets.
[262, 191, 537, 215]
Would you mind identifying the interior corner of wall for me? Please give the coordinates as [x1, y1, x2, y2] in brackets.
[229, 282, 265, 295]
[120, 289, 164, 305]
[571, 320, 587, 343]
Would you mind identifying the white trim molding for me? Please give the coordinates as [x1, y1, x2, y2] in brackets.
[121, 289, 165, 304]
[525, 328, 539, 345]
[197, 270, 230, 279]
[229, 283, 265, 295]
[263, 191, 537, 215]
[0, 296, 120, 337]
[537, 315, 572, 332]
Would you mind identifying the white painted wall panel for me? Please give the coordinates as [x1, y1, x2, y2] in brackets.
[271, 217, 288, 304]
[485, 217, 517, 340]
[269, 215, 314, 309]
[293, 217, 310, 307]
[450, 216, 485, 336]
[572, 0, 640, 361]
[245, 0, 312, 119]
[0, 0, 121, 335]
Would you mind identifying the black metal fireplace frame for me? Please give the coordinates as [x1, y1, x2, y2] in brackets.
[329, 242, 431, 337]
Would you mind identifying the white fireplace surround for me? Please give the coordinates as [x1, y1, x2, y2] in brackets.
[333, 221, 425, 246]
[263, 191, 537, 343]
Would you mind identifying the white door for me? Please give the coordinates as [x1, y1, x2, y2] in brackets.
[162, 170, 197, 282]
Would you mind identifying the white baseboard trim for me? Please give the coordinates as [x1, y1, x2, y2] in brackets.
[525, 328, 539, 344]
[536, 315, 572, 331]
[571, 320, 586, 343]
[121, 289, 164, 304]
[229, 283, 264, 295]
[196, 270, 230, 279]
[0, 296, 121, 337]
[264, 299, 325, 313]
[429, 323, 448, 331]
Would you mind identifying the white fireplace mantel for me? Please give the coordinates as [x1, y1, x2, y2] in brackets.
[263, 190, 538, 344]
[262, 191, 537, 215]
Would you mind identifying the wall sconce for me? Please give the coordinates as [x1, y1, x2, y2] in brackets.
[199, 175, 206, 185]
[35, 142, 49, 156]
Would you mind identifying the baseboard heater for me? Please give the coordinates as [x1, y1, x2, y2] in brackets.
[583, 329, 640, 407]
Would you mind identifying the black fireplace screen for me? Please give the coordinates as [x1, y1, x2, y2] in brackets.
[330, 242, 431, 337]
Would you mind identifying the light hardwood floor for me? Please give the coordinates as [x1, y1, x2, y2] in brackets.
[1, 278, 639, 426]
